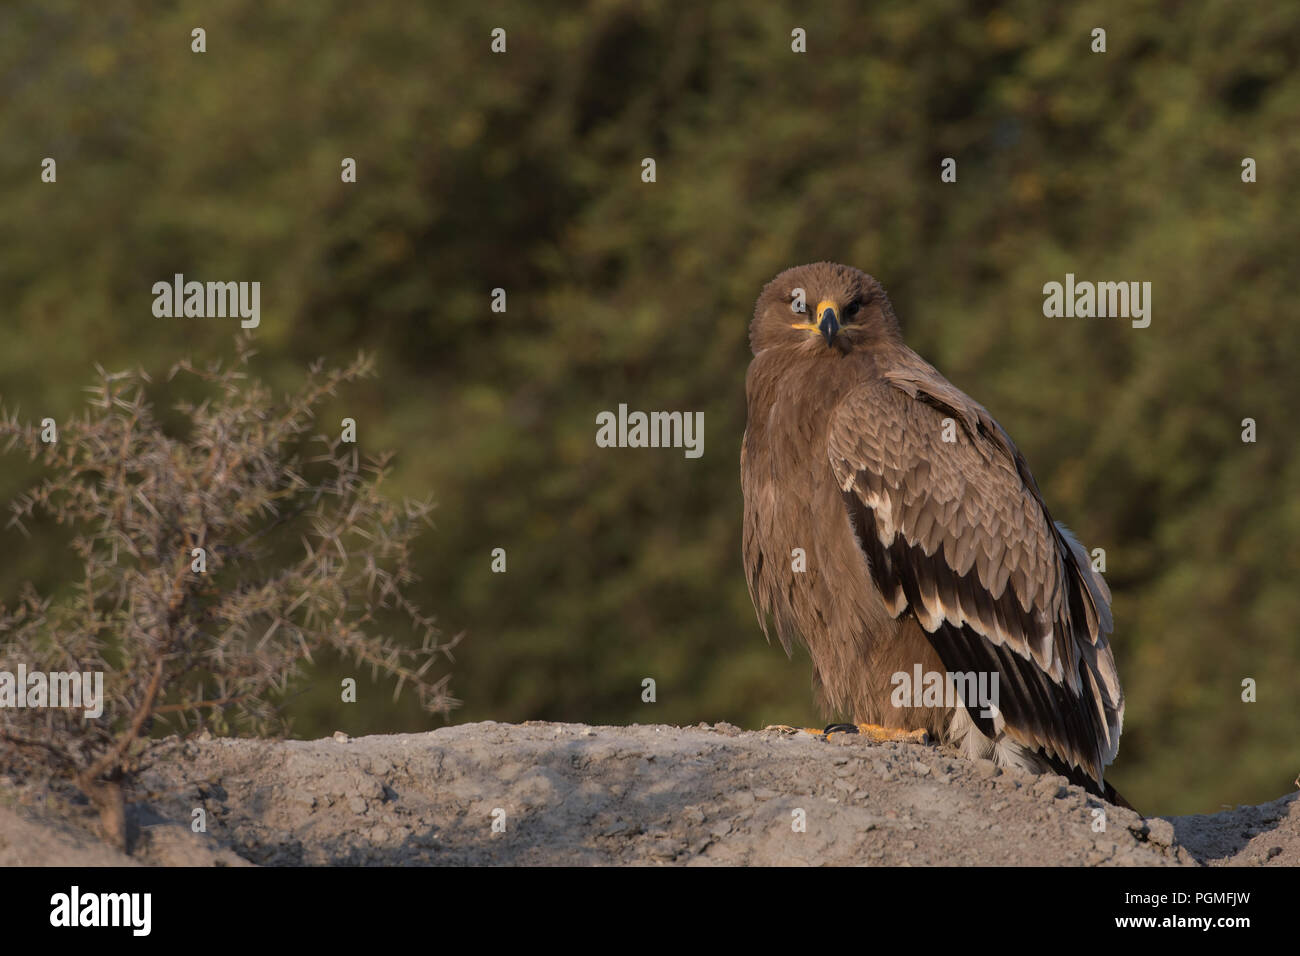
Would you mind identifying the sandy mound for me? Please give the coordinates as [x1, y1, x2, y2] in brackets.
[2, 722, 1296, 866]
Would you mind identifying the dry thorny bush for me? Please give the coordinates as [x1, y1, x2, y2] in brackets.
[0, 336, 459, 850]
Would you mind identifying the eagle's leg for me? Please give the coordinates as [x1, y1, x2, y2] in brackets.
[763, 724, 930, 743]
[824, 722, 930, 744]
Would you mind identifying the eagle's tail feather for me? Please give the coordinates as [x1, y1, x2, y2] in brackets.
[1039, 750, 1138, 813]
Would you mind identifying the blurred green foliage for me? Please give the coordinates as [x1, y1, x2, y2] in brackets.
[1, 0, 1297, 814]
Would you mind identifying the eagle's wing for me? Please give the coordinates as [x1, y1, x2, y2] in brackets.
[826, 353, 1123, 782]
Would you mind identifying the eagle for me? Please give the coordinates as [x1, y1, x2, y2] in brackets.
[741, 262, 1127, 804]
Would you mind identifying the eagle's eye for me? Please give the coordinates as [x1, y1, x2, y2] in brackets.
[843, 300, 861, 320]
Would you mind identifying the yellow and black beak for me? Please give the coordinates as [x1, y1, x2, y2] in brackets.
[790, 299, 841, 347]
[815, 300, 840, 347]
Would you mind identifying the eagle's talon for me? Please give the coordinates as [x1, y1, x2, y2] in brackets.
[855, 723, 930, 744]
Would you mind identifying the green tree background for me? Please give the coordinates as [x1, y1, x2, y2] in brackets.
[2, 0, 1297, 815]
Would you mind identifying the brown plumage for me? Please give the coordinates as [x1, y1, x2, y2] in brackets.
[741, 262, 1126, 801]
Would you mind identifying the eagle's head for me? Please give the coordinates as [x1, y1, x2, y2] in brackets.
[750, 261, 901, 356]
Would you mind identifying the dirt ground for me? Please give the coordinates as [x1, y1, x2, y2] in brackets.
[2, 721, 1296, 866]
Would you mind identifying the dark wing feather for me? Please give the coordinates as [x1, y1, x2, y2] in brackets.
[828, 354, 1123, 782]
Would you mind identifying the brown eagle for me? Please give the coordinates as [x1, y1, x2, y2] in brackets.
[741, 262, 1126, 803]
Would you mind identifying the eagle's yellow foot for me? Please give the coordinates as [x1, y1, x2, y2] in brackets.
[821, 722, 929, 744]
